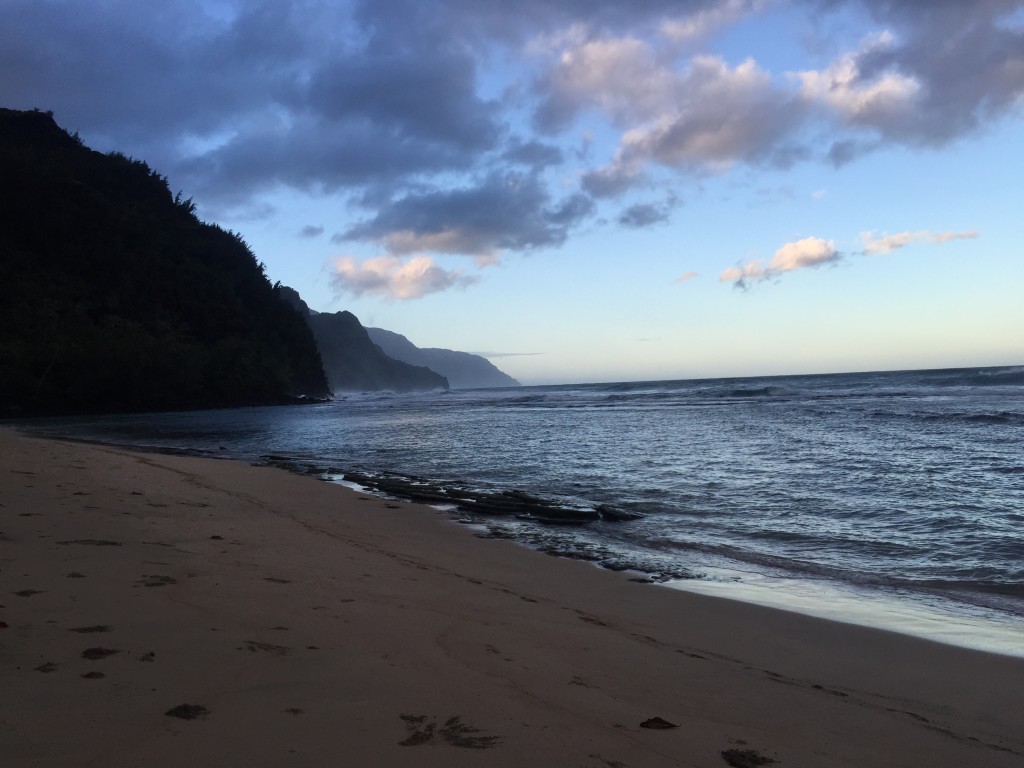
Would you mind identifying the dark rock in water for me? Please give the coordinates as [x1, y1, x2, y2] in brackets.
[459, 489, 599, 523]
[596, 504, 644, 522]
[332, 470, 644, 527]
[597, 560, 633, 572]
[537, 545, 603, 562]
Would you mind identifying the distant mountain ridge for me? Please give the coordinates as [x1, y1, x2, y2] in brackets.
[279, 288, 448, 392]
[366, 327, 520, 389]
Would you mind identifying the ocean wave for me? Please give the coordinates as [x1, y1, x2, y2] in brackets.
[962, 411, 1024, 425]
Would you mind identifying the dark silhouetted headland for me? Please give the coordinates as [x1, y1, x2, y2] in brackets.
[0, 108, 330, 415]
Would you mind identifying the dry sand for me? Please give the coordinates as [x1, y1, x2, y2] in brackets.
[1, 426, 1022, 767]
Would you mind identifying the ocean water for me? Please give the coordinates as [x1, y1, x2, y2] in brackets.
[16, 365, 1024, 656]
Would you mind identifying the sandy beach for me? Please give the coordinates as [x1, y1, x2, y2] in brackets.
[1, 426, 1022, 768]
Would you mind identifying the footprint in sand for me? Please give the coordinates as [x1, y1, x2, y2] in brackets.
[241, 640, 291, 656]
[57, 539, 122, 547]
[398, 715, 500, 749]
[165, 704, 209, 720]
[720, 748, 777, 767]
[68, 625, 112, 633]
[138, 575, 177, 587]
[81, 647, 120, 660]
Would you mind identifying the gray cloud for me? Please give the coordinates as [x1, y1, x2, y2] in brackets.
[503, 139, 565, 168]
[340, 172, 594, 258]
[617, 199, 676, 228]
[299, 225, 324, 238]
[802, 0, 1024, 158]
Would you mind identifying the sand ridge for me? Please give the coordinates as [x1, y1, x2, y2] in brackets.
[1, 427, 1022, 767]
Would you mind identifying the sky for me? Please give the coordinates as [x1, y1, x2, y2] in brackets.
[2, 0, 1023, 384]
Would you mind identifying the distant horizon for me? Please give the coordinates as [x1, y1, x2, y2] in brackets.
[464, 361, 1024, 390]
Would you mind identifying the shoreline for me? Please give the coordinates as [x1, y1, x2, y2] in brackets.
[668, 569, 1024, 660]
[3, 427, 1023, 766]
[10, 421, 1024, 658]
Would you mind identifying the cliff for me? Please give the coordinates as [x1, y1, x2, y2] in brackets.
[0, 108, 330, 415]
[279, 288, 448, 392]
[366, 327, 520, 389]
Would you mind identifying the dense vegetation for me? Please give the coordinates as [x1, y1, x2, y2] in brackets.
[0, 108, 330, 416]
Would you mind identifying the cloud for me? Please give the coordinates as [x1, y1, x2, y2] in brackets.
[298, 225, 324, 238]
[723, 227, 980, 289]
[331, 255, 477, 301]
[860, 229, 980, 254]
[659, 0, 767, 46]
[569, 52, 805, 195]
[796, 32, 923, 129]
[502, 139, 565, 168]
[720, 236, 840, 287]
[675, 271, 699, 283]
[618, 201, 674, 228]
[340, 172, 594, 259]
[799, 2, 1024, 153]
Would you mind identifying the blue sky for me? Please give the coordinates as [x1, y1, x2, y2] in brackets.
[3, 0, 1022, 384]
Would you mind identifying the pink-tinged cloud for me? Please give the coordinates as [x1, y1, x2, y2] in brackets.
[576, 54, 803, 195]
[720, 236, 839, 287]
[860, 229, 979, 254]
[795, 32, 922, 129]
[675, 270, 698, 283]
[331, 255, 476, 301]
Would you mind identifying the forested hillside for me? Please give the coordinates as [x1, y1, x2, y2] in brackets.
[0, 108, 330, 415]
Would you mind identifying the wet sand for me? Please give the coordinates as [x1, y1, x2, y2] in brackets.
[1, 427, 1022, 767]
